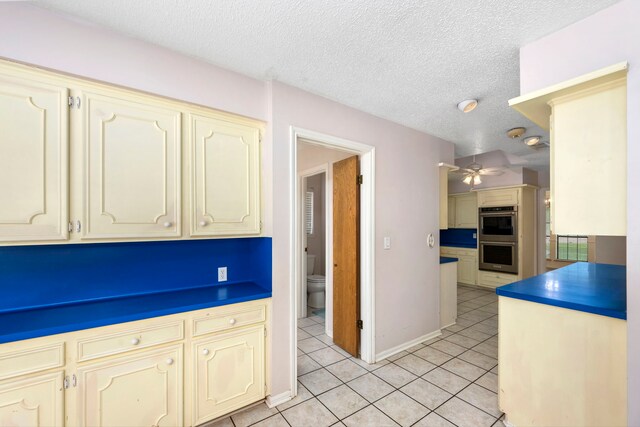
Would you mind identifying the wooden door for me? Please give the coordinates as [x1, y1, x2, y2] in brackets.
[0, 72, 68, 242]
[81, 91, 181, 239]
[76, 345, 182, 427]
[332, 156, 360, 357]
[0, 372, 64, 427]
[189, 113, 261, 236]
[192, 325, 265, 425]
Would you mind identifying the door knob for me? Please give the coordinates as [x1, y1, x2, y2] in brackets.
[163, 222, 172, 228]
[334, 263, 338, 267]
[202, 349, 210, 355]
[199, 220, 207, 227]
[166, 358, 174, 365]
[229, 318, 237, 325]
[131, 338, 140, 345]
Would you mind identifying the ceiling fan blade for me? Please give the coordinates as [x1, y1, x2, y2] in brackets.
[451, 168, 474, 175]
[479, 170, 504, 176]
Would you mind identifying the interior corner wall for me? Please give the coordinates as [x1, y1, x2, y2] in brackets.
[519, 0, 640, 421]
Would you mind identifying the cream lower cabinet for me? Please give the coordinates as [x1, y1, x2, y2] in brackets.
[440, 247, 477, 285]
[76, 345, 183, 427]
[0, 298, 270, 427]
[192, 325, 265, 425]
[189, 114, 261, 236]
[0, 371, 64, 427]
[0, 70, 68, 242]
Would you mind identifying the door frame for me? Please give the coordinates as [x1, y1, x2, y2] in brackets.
[298, 165, 329, 320]
[289, 126, 376, 397]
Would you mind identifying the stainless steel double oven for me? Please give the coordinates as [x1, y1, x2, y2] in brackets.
[478, 206, 518, 274]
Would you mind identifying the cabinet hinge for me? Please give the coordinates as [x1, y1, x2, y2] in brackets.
[357, 175, 363, 185]
[68, 221, 73, 233]
[72, 374, 77, 387]
[68, 96, 74, 108]
[357, 320, 363, 329]
[75, 220, 81, 233]
[259, 221, 263, 232]
[63, 376, 69, 389]
[264, 328, 267, 337]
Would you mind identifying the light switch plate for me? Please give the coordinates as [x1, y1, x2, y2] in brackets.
[383, 237, 391, 250]
[473, 233, 477, 239]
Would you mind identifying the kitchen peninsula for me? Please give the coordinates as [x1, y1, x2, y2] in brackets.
[497, 262, 626, 427]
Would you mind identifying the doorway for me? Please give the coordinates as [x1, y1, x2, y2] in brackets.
[290, 127, 376, 398]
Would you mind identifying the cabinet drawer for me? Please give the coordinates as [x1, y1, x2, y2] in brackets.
[77, 321, 184, 362]
[478, 271, 518, 288]
[477, 188, 519, 207]
[0, 343, 65, 381]
[193, 304, 266, 337]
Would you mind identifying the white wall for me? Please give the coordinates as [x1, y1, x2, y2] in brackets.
[519, 0, 639, 421]
[0, 3, 455, 399]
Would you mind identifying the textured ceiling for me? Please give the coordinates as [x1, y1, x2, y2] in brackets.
[35, 0, 620, 168]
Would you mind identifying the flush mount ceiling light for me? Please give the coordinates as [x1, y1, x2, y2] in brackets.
[524, 135, 542, 146]
[507, 127, 526, 139]
[457, 99, 478, 113]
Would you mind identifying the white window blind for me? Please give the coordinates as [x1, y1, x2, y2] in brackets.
[305, 191, 314, 235]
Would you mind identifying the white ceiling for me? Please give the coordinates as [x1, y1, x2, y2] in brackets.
[36, 0, 619, 169]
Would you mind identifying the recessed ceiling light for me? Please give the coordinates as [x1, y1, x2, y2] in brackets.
[524, 136, 542, 146]
[507, 127, 526, 138]
[457, 99, 478, 113]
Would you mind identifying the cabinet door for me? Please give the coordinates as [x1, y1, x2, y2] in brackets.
[0, 371, 64, 427]
[454, 194, 477, 228]
[81, 91, 181, 239]
[458, 255, 477, 285]
[447, 197, 456, 228]
[0, 73, 68, 241]
[192, 325, 265, 425]
[189, 114, 260, 236]
[76, 345, 182, 427]
[477, 188, 519, 208]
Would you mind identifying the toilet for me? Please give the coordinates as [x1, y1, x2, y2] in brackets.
[306, 254, 326, 308]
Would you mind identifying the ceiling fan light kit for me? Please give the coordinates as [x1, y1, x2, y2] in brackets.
[507, 127, 526, 138]
[457, 99, 478, 113]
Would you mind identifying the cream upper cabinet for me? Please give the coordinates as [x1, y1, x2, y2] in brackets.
[0, 72, 68, 242]
[192, 325, 265, 425]
[477, 188, 519, 208]
[80, 91, 182, 239]
[448, 193, 477, 228]
[0, 372, 64, 427]
[510, 62, 627, 236]
[454, 193, 477, 228]
[76, 345, 183, 427]
[189, 113, 261, 236]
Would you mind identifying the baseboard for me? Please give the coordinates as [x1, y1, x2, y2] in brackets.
[375, 329, 442, 362]
[503, 418, 515, 427]
[441, 321, 456, 329]
[265, 390, 292, 408]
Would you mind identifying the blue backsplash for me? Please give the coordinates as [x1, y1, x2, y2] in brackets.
[440, 228, 477, 248]
[0, 238, 271, 312]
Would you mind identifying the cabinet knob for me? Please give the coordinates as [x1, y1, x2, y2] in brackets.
[229, 318, 237, 325]
[163, 222, 172, 228]
[166, 358, 174, 365]
[199, 220, 207, 227]
[202, 349, 210, 355]
[131, 338, 140, 345]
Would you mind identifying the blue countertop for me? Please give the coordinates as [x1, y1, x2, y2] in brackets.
[441, 243, 477, 249]
[440, 257, 459, 264]
[496, 262, 626, 320]
[0, 282, 271, 344]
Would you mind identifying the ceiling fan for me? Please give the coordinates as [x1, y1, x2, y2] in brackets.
[453, 156, 504, 186]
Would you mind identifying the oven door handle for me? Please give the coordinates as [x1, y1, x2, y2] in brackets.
[481, 241, 516, 246]
[479, 212, 516, 216]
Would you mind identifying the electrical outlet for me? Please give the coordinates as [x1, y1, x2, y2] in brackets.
[218, 267, 227, 282]
[473, 233, 477, 239]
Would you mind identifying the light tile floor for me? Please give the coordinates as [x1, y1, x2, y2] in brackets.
[211, 285, 504, 427]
